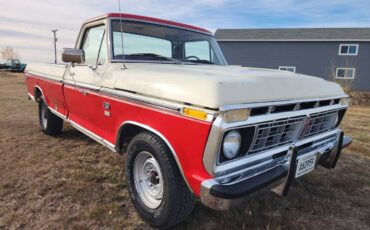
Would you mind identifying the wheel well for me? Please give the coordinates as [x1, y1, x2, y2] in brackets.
[116, 122, 193, 193]
[34, 87, 42, 101]
[117, 124, 146, 154]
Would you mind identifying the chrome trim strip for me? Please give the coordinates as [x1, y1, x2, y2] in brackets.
[49, 107, 68, 120]
[69, 120, 117, 152]
[203, 113, 224, 174]
[101, 87, 181, 112]
[119, 121, 193, 193]
[63, 79, 101, 91]
[107, 18, 114, 62]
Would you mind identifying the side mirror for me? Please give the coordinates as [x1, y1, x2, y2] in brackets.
[61, 48, 85, 64]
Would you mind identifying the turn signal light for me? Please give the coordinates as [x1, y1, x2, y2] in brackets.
[182, 107, 209, 121]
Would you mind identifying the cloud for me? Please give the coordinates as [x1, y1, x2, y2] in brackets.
[0, 0, 369, 63]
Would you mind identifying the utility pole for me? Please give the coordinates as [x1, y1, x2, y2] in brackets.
[51, 29, 58, 64]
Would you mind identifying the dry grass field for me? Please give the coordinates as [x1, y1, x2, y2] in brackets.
[0, 72, 369, 229]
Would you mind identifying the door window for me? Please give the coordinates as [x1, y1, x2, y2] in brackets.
[81, 25, 106, 65]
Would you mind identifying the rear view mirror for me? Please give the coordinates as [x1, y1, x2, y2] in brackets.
[61, 48, 85, 64]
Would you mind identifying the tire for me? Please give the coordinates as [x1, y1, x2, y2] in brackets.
[38, 97, 63, 136]
[126, 132, 195, 228]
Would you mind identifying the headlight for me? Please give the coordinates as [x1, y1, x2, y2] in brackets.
[223, 130, 242, 159]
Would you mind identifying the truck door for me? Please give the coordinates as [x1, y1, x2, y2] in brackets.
[63, 24, 108, 138]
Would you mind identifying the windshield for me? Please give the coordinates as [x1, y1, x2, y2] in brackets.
[111, 20, 227, 65]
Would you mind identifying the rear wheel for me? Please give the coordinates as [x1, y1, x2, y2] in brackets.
[38, 97, 63, 135]
[126, 132, 195, 228]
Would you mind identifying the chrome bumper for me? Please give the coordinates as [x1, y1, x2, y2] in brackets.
[200, 131, 352, 210]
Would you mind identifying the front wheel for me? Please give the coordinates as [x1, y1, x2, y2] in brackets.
[126, 132, 195, 228]
[38, 97, 63, 136]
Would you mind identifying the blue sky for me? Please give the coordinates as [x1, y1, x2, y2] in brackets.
[1, 0, 370, 63]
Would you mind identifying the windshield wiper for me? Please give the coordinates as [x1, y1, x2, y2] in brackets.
[187, 59, 215, 65]
[127, 53, 182, 64]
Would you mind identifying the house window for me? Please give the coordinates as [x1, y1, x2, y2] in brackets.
[336, 68, 356, 79]
[279, 66, 296, 73]
[339, 44, 359, 55]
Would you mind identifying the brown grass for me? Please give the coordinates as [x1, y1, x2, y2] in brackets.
[0, 73, 369, 229]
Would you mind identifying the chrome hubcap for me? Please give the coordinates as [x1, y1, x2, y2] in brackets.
[41, 103, 47, 128]
[133, 151, 163, 209]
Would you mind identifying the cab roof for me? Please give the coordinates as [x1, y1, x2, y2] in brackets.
[83, 13, 213, 35]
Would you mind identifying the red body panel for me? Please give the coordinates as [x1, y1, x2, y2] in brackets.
[26, 74, 68, 116]
[63, 85, 107, 140]
[25, 74, 213, 196]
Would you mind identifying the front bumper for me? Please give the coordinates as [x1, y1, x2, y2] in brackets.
[200, 131, 352, 210]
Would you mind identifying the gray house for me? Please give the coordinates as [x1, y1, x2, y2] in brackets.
[215, 28, 370, 91]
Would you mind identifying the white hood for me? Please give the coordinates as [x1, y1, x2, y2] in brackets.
[110, 63, 345, 109]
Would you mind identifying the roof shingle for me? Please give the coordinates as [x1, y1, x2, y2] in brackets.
[215, 28, 370, 41]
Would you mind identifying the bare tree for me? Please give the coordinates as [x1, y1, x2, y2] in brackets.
[1, 46, 20, 60]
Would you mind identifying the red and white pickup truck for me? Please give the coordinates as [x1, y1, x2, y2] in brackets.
[25, 13, 352, 228]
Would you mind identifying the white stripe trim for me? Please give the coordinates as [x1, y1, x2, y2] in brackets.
[27, 71, 63, 82]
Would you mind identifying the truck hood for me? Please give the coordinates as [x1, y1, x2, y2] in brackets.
[110, 63, 345, 109]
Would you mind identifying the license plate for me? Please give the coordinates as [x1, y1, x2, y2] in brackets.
[295, 153, 317, 178]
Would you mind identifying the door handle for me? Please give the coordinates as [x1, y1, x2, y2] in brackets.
[88, 65, 98, 70]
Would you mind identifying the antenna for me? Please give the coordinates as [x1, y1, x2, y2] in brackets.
[118, 0, 127, 69]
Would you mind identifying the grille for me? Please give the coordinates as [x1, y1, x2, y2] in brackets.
[302, 110, 338, 138]
[248, 117, 305, 154]
[250, 99, 340, 116]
